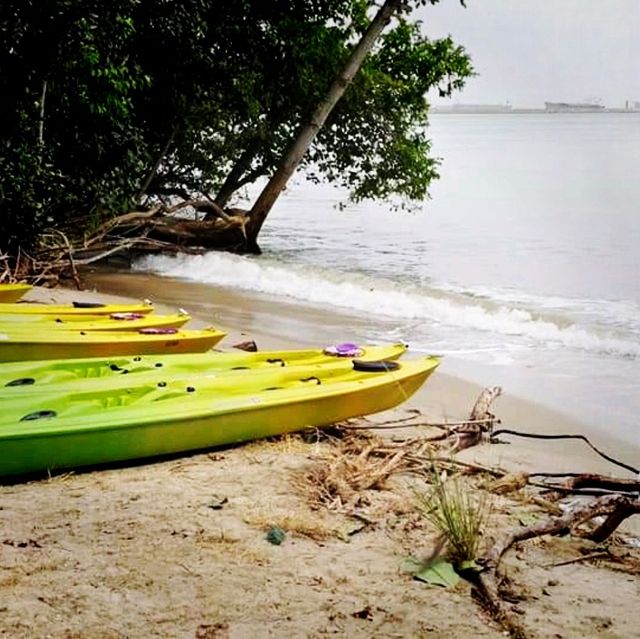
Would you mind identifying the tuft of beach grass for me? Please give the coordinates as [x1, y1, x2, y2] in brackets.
[416, 468, 490, 568]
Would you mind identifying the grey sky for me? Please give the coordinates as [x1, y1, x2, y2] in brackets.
[415, 0, 640, 108]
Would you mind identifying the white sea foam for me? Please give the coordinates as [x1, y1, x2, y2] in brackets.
[134, 252, 640, 359]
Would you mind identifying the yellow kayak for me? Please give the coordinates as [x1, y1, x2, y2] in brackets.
[0, 326, 226, 362]
[0, 283, 32, 303]
[0, 311, 190, 332]
[0, 300, 154, 317]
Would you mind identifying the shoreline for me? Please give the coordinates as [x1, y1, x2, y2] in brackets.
[23, 270, 640, 477]
[2, 277, 638, 638]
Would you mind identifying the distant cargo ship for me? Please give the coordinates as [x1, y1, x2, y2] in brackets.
[544, 102, 606, 112]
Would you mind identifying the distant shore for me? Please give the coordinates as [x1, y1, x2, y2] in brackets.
[430, 107, 640, 114]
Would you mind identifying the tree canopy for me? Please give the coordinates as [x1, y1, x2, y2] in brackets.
[0, 0, 473, 257]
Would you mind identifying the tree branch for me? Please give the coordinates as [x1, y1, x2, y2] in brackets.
[475, 494, 640, 638]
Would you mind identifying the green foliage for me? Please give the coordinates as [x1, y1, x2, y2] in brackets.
[307, 19, 474, 206]
[0, 0, 151, 251]
[401, 555, 462, 588]
[0, 0, 473, 254]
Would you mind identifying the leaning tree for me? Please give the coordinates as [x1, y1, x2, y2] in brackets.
[0, 0, 473, 265]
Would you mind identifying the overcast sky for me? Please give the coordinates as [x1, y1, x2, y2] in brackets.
[415, 0, 640, 108]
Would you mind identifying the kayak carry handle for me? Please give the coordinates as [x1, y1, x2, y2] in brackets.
[5, 377, 36, 387]
[352, 360, 400, 372]
[20, 410, 57, 421]
[301, 376, 321, 385]
[139, 327, 178, 335]
[266, 358, 286, 367]
[72, 301, 106, 308]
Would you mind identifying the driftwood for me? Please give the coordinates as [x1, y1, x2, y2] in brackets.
[232, 340, 258, 353]
[561, 473, 640, 493]
[338, 387, 502, 452]
[475, 494, 640, 638]
[451, 386, 502, 451]
[526, 473, 640, 497]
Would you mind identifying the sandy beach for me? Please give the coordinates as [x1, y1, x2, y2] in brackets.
[1, 275, 639, 638]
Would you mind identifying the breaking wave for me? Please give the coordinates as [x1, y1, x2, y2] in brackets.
[134, 252, 639, 359]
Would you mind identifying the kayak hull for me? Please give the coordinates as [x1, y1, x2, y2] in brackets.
[0, 358, 438, 477]
[0, 328, 226, 362]
[0, 284, 32, 303]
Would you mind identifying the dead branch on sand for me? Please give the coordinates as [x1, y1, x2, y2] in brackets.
[474, 494, 640, 639]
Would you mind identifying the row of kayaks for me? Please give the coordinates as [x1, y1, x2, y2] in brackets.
[0, 289, 223, 361]
[0, 291, 440, 478]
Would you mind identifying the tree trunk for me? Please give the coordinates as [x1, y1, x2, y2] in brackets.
[244, 0, 403, 253]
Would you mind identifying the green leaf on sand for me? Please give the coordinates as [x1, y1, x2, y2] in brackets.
[414, 559, 460, 588]
[401, 557, 460, 588]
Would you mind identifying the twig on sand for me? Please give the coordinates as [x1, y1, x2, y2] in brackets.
[492, 430, 639, 476]
[341, 417, 498, 431]
[541, 550, 611, 569]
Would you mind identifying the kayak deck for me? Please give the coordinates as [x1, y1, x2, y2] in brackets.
[0, 343, 407, 392]
[0, 312, 191, 332]
[0, 301, 154, 316]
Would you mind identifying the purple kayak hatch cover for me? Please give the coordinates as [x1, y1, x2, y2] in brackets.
[323, 342, 364, 357]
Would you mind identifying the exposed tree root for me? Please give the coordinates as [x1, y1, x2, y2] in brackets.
[7, 198, 255, 285]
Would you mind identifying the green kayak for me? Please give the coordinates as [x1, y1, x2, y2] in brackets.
[0, 356, 439, 477]
[0, 342, 407, 392]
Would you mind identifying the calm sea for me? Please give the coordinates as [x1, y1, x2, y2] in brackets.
[135, 113, 640, 446]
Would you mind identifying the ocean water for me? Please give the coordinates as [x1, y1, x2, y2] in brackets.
[135, 113, 640, 446]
